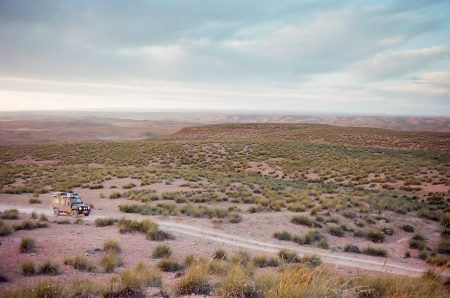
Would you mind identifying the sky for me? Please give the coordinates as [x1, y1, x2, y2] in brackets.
[0, 0, 449, 115]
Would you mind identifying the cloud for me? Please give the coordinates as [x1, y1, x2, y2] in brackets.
[348, 46, 450, 81]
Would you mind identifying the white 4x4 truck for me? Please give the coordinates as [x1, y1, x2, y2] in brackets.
[51, 192, 91, 217]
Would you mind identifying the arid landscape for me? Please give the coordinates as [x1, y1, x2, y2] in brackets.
[0, 120, 449, 297]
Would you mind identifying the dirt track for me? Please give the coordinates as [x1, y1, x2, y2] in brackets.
[0, 203, 428, 277]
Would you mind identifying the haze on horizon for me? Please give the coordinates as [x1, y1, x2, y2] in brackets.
[0, 0, 449, 116]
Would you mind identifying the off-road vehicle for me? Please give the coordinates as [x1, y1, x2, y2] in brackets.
[51, 192, 91, 217]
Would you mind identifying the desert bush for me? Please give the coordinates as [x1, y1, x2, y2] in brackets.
[38, 260, 60, 275]
[367, 230, 385, 243]
[21, 260, 36, 276]
[64, 256, 96, 272]
[274, 231, 292, 241]
[104, 239, 121, 253]
[101, 252, 122, 273]
[1, 278, 67, 297]
[0, 221, 12, 237]
[278, 249, 299, 263]
[122, 182, 136, 189]
[157, 258, 183, 272]
[291, 215, 314, 227]
[109, 191, 122, 199]
[328, 224, 345, 237]
[94, 217, 117, 227]
[218, 264, 257, 297]
[252, 255, 280, 268]
[175, 262, 212, 295]
[184, 253, 196, 266]
[228, 213, 243, 223]
[302, 254, 322, 267]
[1, 209, 19, 220]
[213, 248, 227, 260]
[304, 229, 326, 245]
[117, 218, 170, 241]
[14, 220, 48, 231]
[409, 234, 426, 250]
[363, 247, 387, 257]
[56, 219, 70, 225]
[438, 237, 450, 254]
[20, 237, 35, 253]
[152, 244, 172, 258]
[402, 224, 415, 233]
[39, 213, 48, 221]
[230, 249, 250, 265]
[29, 198, 42, 204]
[344, 244, 361, 254]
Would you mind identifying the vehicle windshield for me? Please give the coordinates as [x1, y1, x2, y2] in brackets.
[70, 197, 82, 205]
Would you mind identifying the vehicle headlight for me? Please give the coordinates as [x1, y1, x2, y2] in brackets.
[78, 207, 81, 210]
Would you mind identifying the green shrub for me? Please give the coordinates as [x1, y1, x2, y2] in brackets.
[1, 209, 19, 220]
[152, 244, 172, 258]
[94, 217, 117, 227]
[101, 252, 122, 273]
[38, 260, 60, 275]
[302, 253, 322, 267]
[64, 256, 96, 272]
[438, 237, 450, 254]
[157, 258, 183, 272]
[274, 231, 292, 241]
[291, 215, 314, 227]
[21, 260, 36, 276]
[252, 255, 280, 268]
[278, 249, 299, 263]
[213, 248, 227, 260]
[344, 244, 361, 253]
[367, 230, 385, 243]
[104, 239, 121, 253]
[175, 263, 212, 295]
[0, 221, 12, 237]
[409, 234, 426, 250]
[363, 246, 387, 257]
[328, 224, 344, 237]
[20, 237, 35, 253]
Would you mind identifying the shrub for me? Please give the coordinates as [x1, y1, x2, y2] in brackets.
[228, 213, 243, 223]
[101, 252, 122, 273]
[230, 249, 250, 265]
[367, 230, 385, 243]
[344, 244, 361, 254]
[21, 260, 36, 276]
[56, 219, 71, 225]
[2, 278, 67, 297]
[94, 217, 117, 227]
[302, 254, 322, 267]
[38, 260, 60, 275]
[274, 231, 292, 241]
[438, 237, 450, 254]
[152, 244, 172, 258]
[363, 246, 387, 257]
[0, 221, 12, 237]
[29, 198, 42, 204]
[252, 255, 280, 268]
[112, 263, 162, 296]
[328, 224, 344, 237]
[157, 258, 183, 272]
[122, 183, 136, 189]
[291, 215, 314, 227]
[64, 256, 96, 272]
[39, 213, 48, 221]
[20, 237, 35, 253]
[175, 263, 212, 295]
[213, 248, 227, 260]
[402, 224, 415, 233]
[14, 220, 48, 231]
[184, 253, 196, 266]
[278, 249, 299, 263]
[409, 234, 426, 250]
[117, 218, 170, 240]
[304, 230, 325, 245]
[1, 209, 19, 220]
[109, 192, 122, 199]
[218, 264, 257, 297]
[104, 239, 121, 253]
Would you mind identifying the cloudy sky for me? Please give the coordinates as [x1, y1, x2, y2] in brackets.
[0, 0, 449, 115]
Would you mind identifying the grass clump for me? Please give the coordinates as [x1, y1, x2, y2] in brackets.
[101, 252, 123, 273]
[274, 231, 293, 241]
[344, 244, 361, 254]
[0, 209, 19, 220]
[29, 198, 42, 204]
[157, 258, 183, 272]
[94, 217, 117, 227]
[152, 244, 172, 258]
[38, 260, 60, 275]
[14, 220, 48, 231]
[175, 262, 212, 295]
[21, 260, 36, 276]
[230, 249, 250, 265]
[213, 249, 227, 260]
[291, 215, 314, 227]
[20, 237, 35, 253]
[409, 233, 426, 250]
[301, 253, 322, 267]
[0, 221, 12, 237]
[367, 230, 385, 243]
[104, 239, 121, 253]
[218, 264, 257, 297]
[64, 256, 96, 272]
[117, 218, 171, 241]
[278, 249, 299, 263]
[363, 246, 388, 257]
[252, 255, 280, 268]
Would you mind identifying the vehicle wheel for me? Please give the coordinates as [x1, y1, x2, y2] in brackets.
[53, 208, 59, 216]
[71, 210, 78, 217]
[84, 212, 90, 217]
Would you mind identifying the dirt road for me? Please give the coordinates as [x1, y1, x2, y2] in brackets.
[0, 204, 426, 277]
